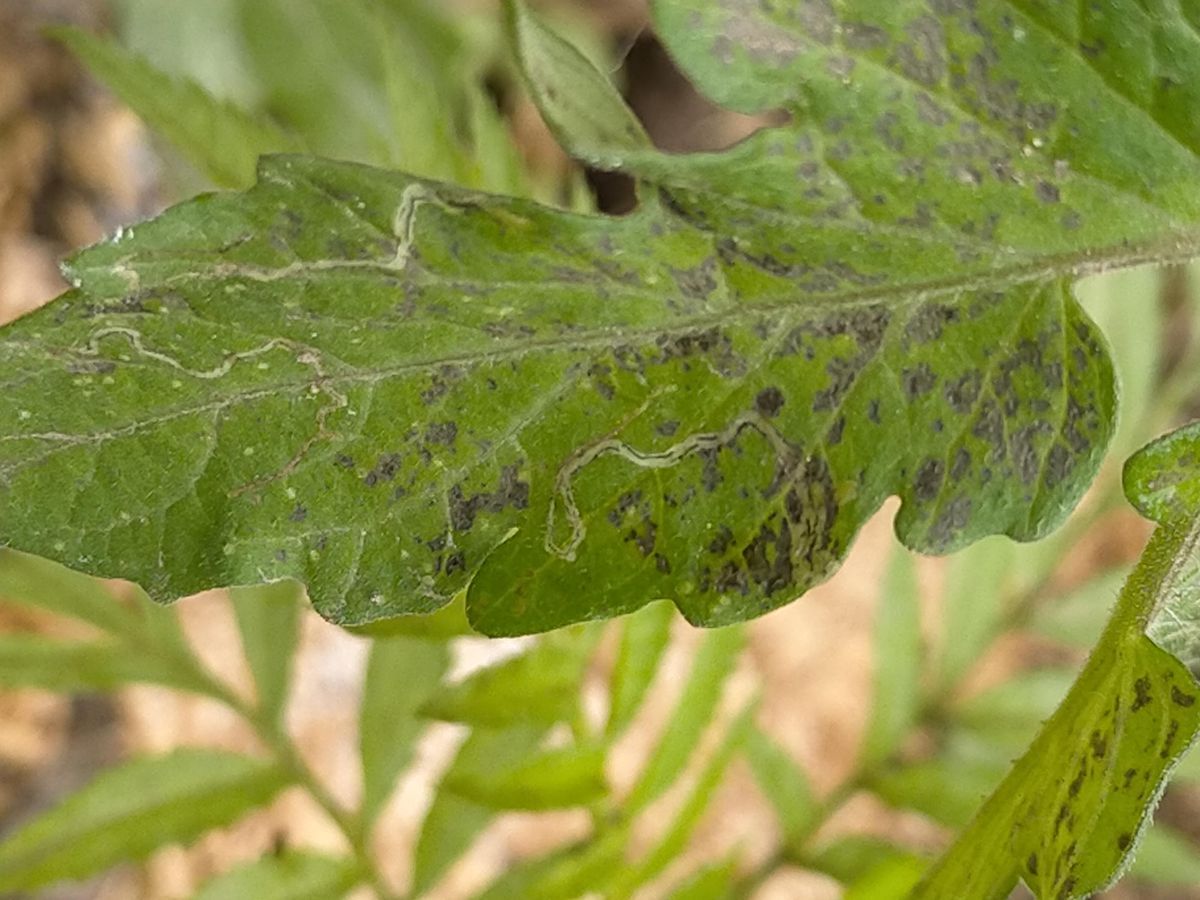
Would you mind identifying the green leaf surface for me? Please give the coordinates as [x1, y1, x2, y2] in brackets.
[612, 699, 755, 898]
[606, 600, 675, 739]
[667, 856, 738, 900]
[13, 0, 1198, 633]
[190, 852, 359, 900]
[843, 855, 927, 900]
[442, 743, 607, 810]
[937, 536, 1015, 690]
[862, 545, 922, 767]
[624, 625, 744, 813]
[420, 628, 596, 727]
[0, 633, 208, 694]
[359, 634, 449, 829]
[916, 420, 1200, 899]
[872, 752, 1004, 831]
[0, 749, 291, 891]
[1126, 420, 1200, 674]
[1029, 567, 1127, 650]
[0, 548, 137, 636]
[52, 26, 300, 189]
[346, 592, 474, 639]
[809, 835, 921, 884]
[955, 668, 1076, 746]
[475, 831, 628, 900]
[744, 724, 817, 849]
[229, 579, 301, 722]
[412, 725, 543, 894]
[505, 0, 650, 167]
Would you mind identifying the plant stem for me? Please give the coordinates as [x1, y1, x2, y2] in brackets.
[189, 673, 399, 900]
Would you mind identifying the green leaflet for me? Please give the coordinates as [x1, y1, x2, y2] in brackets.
[229, 579, 302, 723]
[359, 634, 449, 830]
[624, 624, 744, 813]
[0, 633, 209, 694]
[861, 544, 922, 767]
[18, 3, 1200, 634]
[744, 725, 818, 849]
[611, 699, 756, 898]
[190, 852, 360, 900]
[419, 627, 597, 727]
[412, 725, 543, 894]
[916, 420, 1200, 899]
[476, 830, 628, 900]
[441, 743, 608, 811]
[52, 26, 300, 189]
[0, 750, 291, 891]
[606, 600, 675, 739]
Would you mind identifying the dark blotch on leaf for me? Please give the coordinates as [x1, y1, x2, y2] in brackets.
[289, 505, 307, 523]
[756, 386, 785, 417]
[425, 422, 458, 446]
[708, 525, 735, 556]
[944, 371, 982, 414]
[901, 363, 937, 398]
[1172, 685, 1196, 707]
[448, 464, 530, 532]
[914, 458, 945, 502]
[364, 453, 402, 487]
[1132, 676, 1153, 711]
[742, 518, 794, 595]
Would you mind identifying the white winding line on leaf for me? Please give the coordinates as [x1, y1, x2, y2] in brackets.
[545, 408, 796, 561]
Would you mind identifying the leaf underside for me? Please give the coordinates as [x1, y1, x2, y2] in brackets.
[6, 2, 1200, 634]
[918, 421, 1200, 899]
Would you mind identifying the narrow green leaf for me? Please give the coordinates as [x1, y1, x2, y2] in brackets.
[955, 668, 1076, 746]
[0, 548, 135, 636]
[51, 26, 299, 188]
[235, 0, 390, 163]
[346, 593, 474, 639]
[872, 754, 1006, 831]
[1127, 824, 1200, 886]
[504, 0, 651, 167]
[359, 635, 449, 829]
[412, 725, 543, 894]
[476, 830, 628, 900]
[1029, 568, 1127, 650]
[809, 836, 920, 884]
[0, 749, 291, 891]
[420, 629, 597, 728]
[612, 700, 756, 897]
[625, 625, 745, 813]
[843, 856, 927, 900]
[668, 856, 738, 900]
[229, 579, 302, 723]
[916, 420, 1200, 899]
[744, 724, 817, 848]
[443, 743, 607, 811]
[413, 792, 491, 897]
[1076, 266, 1164, 461]
[937, 536, 1015, 690]
[862, 545, 922, 767]
[607, 600, 675, 739]
[191, 852, 359, 900]
[0, 634, 208, 694]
